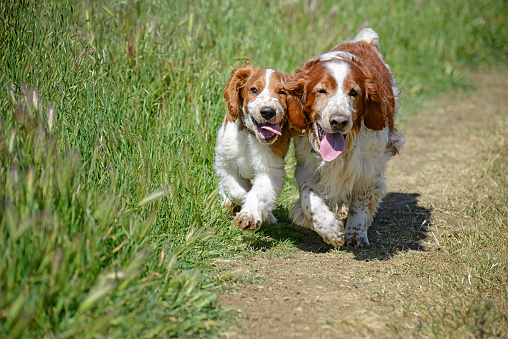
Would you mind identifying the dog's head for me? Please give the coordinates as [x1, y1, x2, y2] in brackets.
[287, 47, 394, 162]
[224, 62, 304, 144]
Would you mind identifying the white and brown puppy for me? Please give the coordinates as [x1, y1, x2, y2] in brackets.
[287, 28, 404, 247]
[215, 62, 304, 231]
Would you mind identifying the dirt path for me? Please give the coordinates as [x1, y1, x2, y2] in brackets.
[219, 69, 507, 338]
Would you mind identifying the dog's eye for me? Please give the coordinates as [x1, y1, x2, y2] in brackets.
[251, 88, 258, 94]
[278, 90, 286, 95]
[349, 89, 358, 97]
[317, 89, 327, 94]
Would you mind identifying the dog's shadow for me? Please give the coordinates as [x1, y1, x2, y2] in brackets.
[258, 192, 431, 261]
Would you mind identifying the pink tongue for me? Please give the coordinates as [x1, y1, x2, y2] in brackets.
[320, 132, 345, 162]
[260, 124, 282, 136]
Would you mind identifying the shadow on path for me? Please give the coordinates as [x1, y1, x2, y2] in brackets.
[258, 192, 431, 260]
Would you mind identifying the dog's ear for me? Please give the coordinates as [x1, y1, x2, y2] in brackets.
[287, 95, 307, 133]
[285, 59, 321, 106]
[224, 62, 254, 121]
[285, 77, 306, 100]
[282, 74, 307, 133]
[363, 78, 388, 131]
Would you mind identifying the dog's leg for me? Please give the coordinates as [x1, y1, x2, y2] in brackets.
[289, 200, 311, 228]
[217, 168, 251, 208]
[234, 168, 285, 231]
[298, 185, 345, 248]
[345, 176, 386, 247]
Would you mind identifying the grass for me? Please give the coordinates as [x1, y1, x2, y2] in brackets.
[388, 107, 508, 337]
[0, 0, 506, 337]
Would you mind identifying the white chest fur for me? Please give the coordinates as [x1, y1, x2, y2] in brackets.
[294, 125, 392, 206]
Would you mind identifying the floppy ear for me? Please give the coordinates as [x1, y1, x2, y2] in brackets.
[287, 95, 307, 133]
[287, 59, 319, 101]
[363, 78, 388, 131]
[282, 74, 307, 133]
[224, 62, 254, 121]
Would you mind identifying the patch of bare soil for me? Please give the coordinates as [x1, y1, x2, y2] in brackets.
[219, 69, 508, 338]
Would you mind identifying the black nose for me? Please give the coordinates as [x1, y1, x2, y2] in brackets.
[329, 114, 349, 131]
[260, 107, 276, 121]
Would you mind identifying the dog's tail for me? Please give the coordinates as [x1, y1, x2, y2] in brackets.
[353, 27, 380, 51]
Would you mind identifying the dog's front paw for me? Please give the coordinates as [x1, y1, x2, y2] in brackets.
[320, 226, 345, 248]
[234, 211, 261, 231]
[314, 219, 345, 248]
[345, 229, 370, 247]
[312, 213, 345, 248]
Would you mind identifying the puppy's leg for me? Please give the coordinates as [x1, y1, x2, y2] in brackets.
[217, 168, 251, 210]
[299, 185, 345, 248]
[235, 168, 285, 231]
[345, 176, 386, 247]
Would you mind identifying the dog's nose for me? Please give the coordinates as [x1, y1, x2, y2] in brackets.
[329, 114, 349, 131]
[260, 107, 276, 121]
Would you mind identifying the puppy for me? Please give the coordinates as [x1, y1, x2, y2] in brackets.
[287, 28, 404, 247]
[215, 62, 304, 231]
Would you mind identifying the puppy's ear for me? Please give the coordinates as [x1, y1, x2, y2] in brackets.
[224, 62, 254, 121]
[363, 78, 388, 131]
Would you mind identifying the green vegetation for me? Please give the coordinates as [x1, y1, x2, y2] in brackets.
[0, 0, 506, 337]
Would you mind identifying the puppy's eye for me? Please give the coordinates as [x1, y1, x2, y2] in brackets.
[251, 88, 258, 94]
[317, 89, 327, 94]
[278, 90, 286, 95]
[349, 89, 358, 97]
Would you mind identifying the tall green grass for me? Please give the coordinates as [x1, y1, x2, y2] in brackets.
[0, 0, 506, 337]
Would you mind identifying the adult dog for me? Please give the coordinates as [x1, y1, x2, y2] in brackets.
[287, 28, 404, 247]
[215, 62, 304, 231]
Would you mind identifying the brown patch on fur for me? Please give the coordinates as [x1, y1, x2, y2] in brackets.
[333, 41, 396, 132]
[286, 63, 338, 127]
[287, 37, 403, 156]
[282, 74, 306, 133]
[287, 95, 306, 133]
[223, 62, 255, 123]
[269, 122, 291, 158]
[234, 211, 261, 231]
[223, 64, 303, 157]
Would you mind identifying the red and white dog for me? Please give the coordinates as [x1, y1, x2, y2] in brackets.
[215, 62, 304, 231]
[287, 28, 404, 247]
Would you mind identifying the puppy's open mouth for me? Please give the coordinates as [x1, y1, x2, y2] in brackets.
[316, 123, 346, 162]
[252, 117, 282, 142]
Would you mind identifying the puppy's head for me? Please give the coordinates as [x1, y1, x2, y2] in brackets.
[287, 54, 390, 161]
[224, 62, 303, 144]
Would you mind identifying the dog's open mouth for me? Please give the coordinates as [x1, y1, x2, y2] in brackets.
[316, 123, 346, 162]
[252, 117, 281, 142]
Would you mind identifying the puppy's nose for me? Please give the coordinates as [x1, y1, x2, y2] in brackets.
[329, 114, 349, 131]
[260, 107, 276, 121]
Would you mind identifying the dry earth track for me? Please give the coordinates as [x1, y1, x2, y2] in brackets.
[219, 69, 508, 338]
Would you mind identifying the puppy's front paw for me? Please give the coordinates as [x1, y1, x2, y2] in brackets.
[234, 211, 261, 231]
[345, 230, 370, 247]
